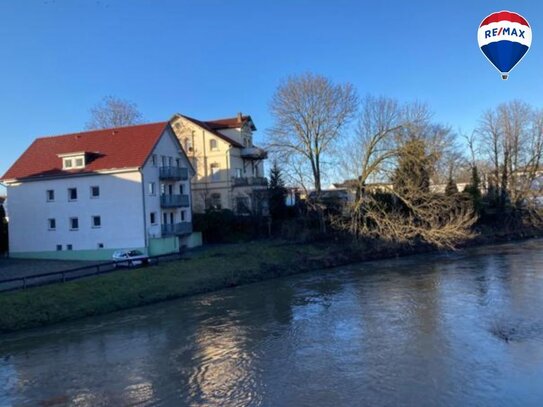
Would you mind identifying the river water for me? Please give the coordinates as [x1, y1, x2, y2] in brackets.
[2, 240, 543, 406]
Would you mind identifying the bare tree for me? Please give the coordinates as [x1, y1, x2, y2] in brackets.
[86, 96, 144, 129]
[336, 97, 476, 249]
[476, 100, 543, 207]
[267, 73, 358, 193]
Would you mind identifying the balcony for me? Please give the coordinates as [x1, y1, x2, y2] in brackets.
[160, 194, 190, 208]
[159, 166, 189, 180]
[232, 177, 268, 187]
[162, 222, 193, 236]
[240, 147, 268, 160]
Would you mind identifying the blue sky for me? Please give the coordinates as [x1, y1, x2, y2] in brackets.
[1, 0, 542, 191]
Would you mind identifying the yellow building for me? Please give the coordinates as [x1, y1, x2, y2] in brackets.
[170, 113, 268, 214]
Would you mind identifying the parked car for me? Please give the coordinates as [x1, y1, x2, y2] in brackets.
[112, 250, 149, 267]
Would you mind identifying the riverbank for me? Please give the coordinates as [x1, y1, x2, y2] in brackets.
[1, 230, 542, 334]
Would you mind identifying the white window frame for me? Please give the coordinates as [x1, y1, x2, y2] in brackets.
[46, 189, 55, 202]
[90, 186, 100, 198]
[70, 217, 79, 230]
[210, 139, 218, 151]
[149, 182, 156, 196]
[68, 188, 77, 201]
[92, 216, 101, 228]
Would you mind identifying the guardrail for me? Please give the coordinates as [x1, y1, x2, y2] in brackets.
[0, 252, 186, 293]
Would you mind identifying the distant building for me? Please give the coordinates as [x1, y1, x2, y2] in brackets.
[0, 122, 198, 260]
[170, 113, 268, 215]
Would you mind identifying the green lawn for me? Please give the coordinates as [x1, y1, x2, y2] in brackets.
[0, 241, 340, 333]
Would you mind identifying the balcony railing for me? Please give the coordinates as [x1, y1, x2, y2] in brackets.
[160, 194, 190, 208]
[240, 147, 268, 160]
[159, 166, 189, 180]
[232, 177, 268, 187]
[162, 222, 193, 236]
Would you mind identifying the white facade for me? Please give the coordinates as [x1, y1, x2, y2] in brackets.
[3, 126, 196, 260]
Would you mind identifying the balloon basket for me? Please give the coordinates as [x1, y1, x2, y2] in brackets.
[501, 74, 509, 80]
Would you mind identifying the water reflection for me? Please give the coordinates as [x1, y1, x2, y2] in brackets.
[2, 240, 543, 406]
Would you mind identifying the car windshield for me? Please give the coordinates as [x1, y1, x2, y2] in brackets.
[128, 250, 143, 256]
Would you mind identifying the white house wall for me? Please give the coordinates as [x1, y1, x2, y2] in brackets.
[141, 127, 193, 239]
[7, 171, 145, 254]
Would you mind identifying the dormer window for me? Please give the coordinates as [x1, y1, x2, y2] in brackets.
[59, 152, 87, 170]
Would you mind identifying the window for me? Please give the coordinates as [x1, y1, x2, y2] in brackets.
[75, 158, 84, 167]
[64, 159, 73, 169]
[235, 168, 242, 178]
[162, 156, 167, 166]
[46, 190, 55, 202]
[98, 243, 104, 249]
[92, 216, 101, 228]
[152, 154, 157, 166]
[163, 212, 168, 224]
[168, 157, 173, 167]
[210, 163, 220, 181]
[70, 217, 79, 230]
[68, 188, 77, 201]
[150, 212, 157, 225]
[48, 218, 56, 230]
[56, 245, 62, 251]
[184, 137, 193, 152]
[67, 244, 73, 251]
[176, 158, 181, 168]
[181, 210, 186, 221]
[179, 184, 184, 194]
[148, 182, 156, 195]
[236, 196, 251, 214]
[210, 193, 221, 209]
[210, 139, 218, 151]
[160, 183, 166, 195]
[90, 186, 100, 198]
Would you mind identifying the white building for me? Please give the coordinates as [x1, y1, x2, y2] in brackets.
[0, 122, 199, 260]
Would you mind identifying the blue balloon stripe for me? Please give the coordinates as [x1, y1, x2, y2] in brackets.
[481, 40, 529, 73]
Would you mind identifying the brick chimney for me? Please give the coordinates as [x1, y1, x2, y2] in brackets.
[237, 112, 243, 123]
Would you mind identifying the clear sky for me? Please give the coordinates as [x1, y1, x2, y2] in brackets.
[1, 0, 542, 191]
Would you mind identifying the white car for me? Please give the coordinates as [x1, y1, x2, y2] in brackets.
[112, 250, 149, 267]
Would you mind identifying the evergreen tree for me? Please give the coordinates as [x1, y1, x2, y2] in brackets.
[445, 177, 458, 195]
[268, 161, 288, 220]
[463, 165, 482, 208]
[392, 139, 432, 196]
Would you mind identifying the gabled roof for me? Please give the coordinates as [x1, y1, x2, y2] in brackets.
[174, 114, 245, 148]
[1, 122, 170, 182]
[206, 115, 256, 131]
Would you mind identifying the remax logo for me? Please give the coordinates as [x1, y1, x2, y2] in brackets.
[477, 11, 532, 80]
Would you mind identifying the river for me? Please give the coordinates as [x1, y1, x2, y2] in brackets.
[2, 239, 543, 406]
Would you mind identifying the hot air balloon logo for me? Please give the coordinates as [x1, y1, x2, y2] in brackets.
[477, 11, 532, 80]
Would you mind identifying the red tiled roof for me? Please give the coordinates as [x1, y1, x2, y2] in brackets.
[206, 115, 256, 131]
[1, 122, 170, 181]
[178, 115, 245, 148]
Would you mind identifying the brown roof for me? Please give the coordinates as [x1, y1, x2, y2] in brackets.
[1, 122, 170, 181]
[177, 115, 245, 148]
[206, 115, 256, 131]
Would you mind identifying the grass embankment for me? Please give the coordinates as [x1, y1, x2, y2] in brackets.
[0, 241, 368, 333]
